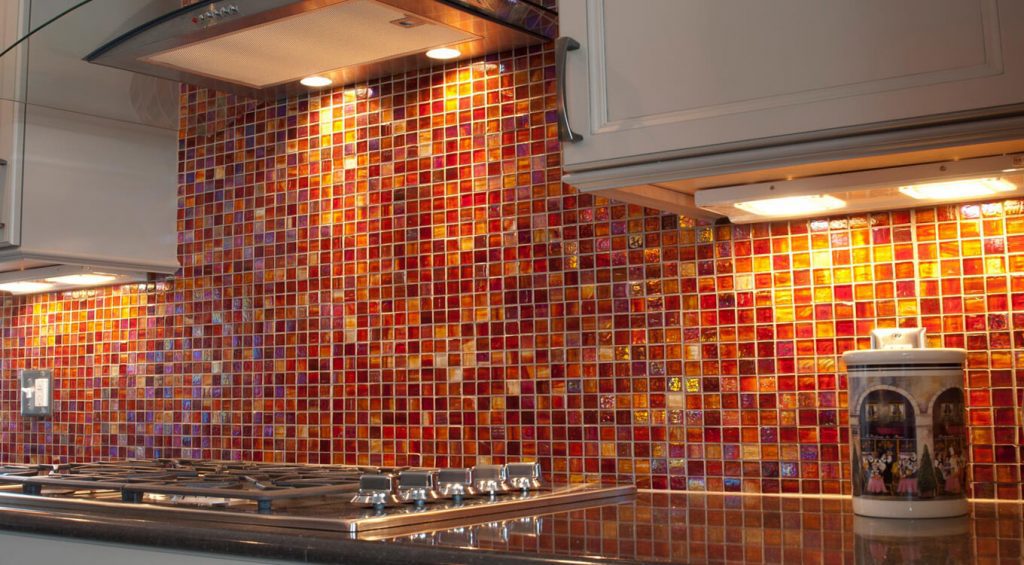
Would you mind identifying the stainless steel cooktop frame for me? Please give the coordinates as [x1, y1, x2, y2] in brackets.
[0, 482, 635, 537]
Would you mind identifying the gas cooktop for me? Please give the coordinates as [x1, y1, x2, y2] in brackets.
[0, 459, 634, 538]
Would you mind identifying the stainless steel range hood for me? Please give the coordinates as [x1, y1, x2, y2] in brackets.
[87, 0, 557, 99]
[0, 0, 552, 296]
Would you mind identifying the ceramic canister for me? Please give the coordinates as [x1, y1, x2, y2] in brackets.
[843, 348, 968, 518]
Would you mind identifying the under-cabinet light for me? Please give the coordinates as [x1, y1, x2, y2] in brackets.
[898, 177, 1017, 200]
[694, 153, 1024, 223]
[45, 274, 118, 286]
[733, 194, 847, 217]
[0, 281, 55, 294]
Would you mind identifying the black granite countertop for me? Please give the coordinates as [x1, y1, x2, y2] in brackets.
[1, 490, 1022, 563]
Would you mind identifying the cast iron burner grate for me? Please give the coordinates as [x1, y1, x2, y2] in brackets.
[0, 465, 46, 478]
[1, 459, 403, 513]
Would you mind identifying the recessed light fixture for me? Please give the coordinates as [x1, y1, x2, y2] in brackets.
[733, 194, 847, 217]
[425, 47, 461, 60]
[0, 281, 55, 295]
[45, 274, 118, 286]
[898, 177, 1017, 200]
[300, 75, 333, 88]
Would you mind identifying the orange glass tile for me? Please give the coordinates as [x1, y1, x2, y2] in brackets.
[2, 64, 1024, 499]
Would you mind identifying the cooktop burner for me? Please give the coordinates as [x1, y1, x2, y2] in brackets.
[0, 459, 635, 536]
[0, 459, 406, 512]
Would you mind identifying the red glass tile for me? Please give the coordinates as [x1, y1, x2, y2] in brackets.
[0, 52, 1021, 499]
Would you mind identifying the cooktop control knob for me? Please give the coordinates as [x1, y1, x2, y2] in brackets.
[396, 470, 441, 506]
[437, 468, 478, 502]
[351, 473, 401, 509]
[471, 464, 511, 496]
[506, 462, 546, 492]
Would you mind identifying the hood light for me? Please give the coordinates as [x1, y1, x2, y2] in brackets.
[300, 75, 333, 88]
[0, 281, 56, 295]
[898, 177, 1017, 200]
[45, 274, 118, 286]
[733, 194, 847, 217]
[425, 47, 461, 60]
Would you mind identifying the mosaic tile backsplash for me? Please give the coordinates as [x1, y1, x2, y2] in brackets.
[2, 44, 1023, 500]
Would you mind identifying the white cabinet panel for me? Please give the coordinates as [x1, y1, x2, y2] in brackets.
[23, 0, 180, 129]
[14, 103, 178, 270]
[0, 0, 179, 275]
[561, 0, 1024, 172]
[0, 99, 23, 247]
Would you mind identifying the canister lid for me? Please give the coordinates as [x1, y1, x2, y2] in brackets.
[843, 348, 966, 366]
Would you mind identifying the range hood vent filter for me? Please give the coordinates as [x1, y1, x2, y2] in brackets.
[87, 0, 557, 99]
[145, 0, 478, 88]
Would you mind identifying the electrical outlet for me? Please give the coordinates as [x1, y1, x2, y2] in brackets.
[19, 370, 52, 417]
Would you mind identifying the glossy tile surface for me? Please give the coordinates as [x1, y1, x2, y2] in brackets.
[0, 44, 1022, 499]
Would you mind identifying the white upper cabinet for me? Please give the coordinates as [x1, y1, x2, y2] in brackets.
[0, 0, 179, 275]
[558, 0, 1024, 215]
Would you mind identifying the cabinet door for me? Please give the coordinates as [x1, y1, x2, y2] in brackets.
[24, 0, 179, 129]
[560, 0, 1024, 172]
[0, 99, 24, 247]
[0, 0, 27, 247]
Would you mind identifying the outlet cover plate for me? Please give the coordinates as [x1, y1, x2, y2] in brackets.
[20, 370, 52, 417]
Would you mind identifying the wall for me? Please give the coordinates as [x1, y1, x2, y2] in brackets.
[1, 44, 1022, 499]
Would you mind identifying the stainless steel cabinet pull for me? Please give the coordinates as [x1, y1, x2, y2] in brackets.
[555, 36, 584, 143]
[0, 159, 7, 235]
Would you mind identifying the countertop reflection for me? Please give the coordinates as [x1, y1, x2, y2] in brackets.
[388, 491, 1024, 563]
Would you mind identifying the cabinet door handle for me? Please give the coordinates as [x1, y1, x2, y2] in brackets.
[0, 160, 7, 234]
[555, 36, 584, 143]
